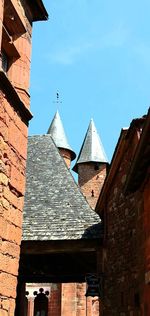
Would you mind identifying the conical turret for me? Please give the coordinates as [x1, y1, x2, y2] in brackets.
[73, 119, 108, 172]
[47, 111, 76, 167]
[73, 119, 108, 209]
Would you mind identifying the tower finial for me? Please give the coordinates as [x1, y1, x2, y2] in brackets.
[53, 91, 62, 108]
[56, 91, 59, 102]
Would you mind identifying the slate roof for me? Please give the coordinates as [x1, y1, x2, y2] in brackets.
[73, 119, 108, 172]
[23, 135, 102, 241]
[47, 111, 76, 161]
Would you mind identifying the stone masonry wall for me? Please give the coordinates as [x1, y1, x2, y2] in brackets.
[0, 91, 28, 315]
[48, 284, 61, 316]
[0, 0, 33, 314]
[101, 128, 147, 316]
[78, 163, 107, 209]
[61, 283, 100, 316]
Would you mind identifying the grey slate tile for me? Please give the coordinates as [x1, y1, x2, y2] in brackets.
[23, 134, 102, 241]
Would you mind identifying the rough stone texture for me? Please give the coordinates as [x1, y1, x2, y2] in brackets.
[0, 92, 28, 315]
[96, 117, 150, 316]
[0, 0, 41, 314]
[78, 163, 107, 209]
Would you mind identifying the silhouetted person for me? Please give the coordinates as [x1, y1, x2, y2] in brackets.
[34, 288, 49, 316]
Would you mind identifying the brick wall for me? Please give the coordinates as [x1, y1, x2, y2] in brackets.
[78, 163, 107, 209]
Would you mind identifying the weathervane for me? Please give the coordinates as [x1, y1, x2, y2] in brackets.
[53, 91, 62, 108]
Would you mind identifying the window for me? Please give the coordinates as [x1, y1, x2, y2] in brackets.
[1, 0, 26, 78]
[94, 163, 100, 171]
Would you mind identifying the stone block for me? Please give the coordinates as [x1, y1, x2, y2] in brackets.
[0, 272, 17, 298]
[10, 164, 25, 195]
[0, 252, 19, 276]
[1, 240, 20, 259]
[0, 173, 8, 186]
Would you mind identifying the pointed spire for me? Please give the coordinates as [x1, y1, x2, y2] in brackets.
[47, 110, 76, 161]
[73, 119, 108, 172]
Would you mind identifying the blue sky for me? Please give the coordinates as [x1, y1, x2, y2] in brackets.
[29, 0, 150, 169]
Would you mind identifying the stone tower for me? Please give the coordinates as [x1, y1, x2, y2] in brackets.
[73, 119, 108, 209]
[0, 1, 48, 315]
[47, 110, 76, 168]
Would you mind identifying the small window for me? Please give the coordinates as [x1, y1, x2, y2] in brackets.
[2, 50, 9, 73]
[94, 163, 99, 170]
[91, 190, 94, 197]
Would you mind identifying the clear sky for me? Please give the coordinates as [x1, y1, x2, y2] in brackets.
[29, 0, 150, 170]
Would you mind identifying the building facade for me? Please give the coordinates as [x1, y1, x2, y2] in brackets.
[0, 1, 150, 316]
[0, 1, 48, 315]
[96, 109, 150, 315]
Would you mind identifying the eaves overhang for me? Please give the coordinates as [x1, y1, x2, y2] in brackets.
[124, 108, 150, 193]
[0, 69, 33, 125]
[25, 0, 48, 21]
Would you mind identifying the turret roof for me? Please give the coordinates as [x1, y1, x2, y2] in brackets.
[47, 110, 76, 161]
[73, 119, 108, 172]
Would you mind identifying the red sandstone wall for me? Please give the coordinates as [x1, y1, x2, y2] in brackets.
[59, 148, 72, 169]
[61, 283, 100, 316]
[0, 89, 28, 315]
[48, 284, 61, 316]
[99, 128, 147, 316]
[0, 0, 32, 314]
[78, 163, 107, 209]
